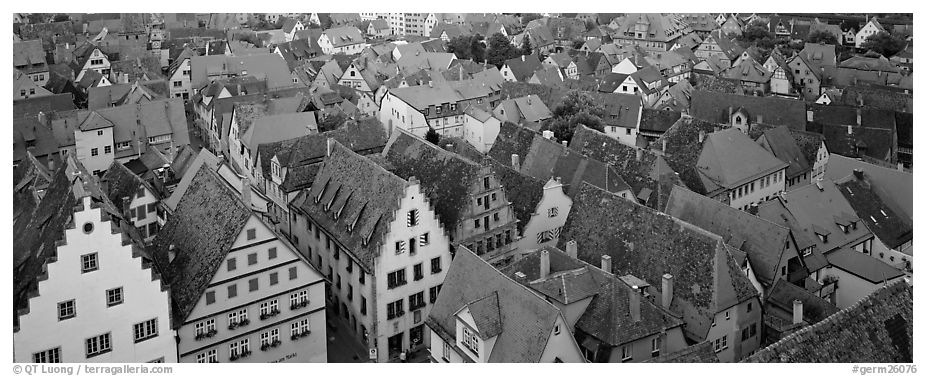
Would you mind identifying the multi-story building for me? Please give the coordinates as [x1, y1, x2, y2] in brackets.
[72, 43, 111, 83]
[100, 162, 162, 242]
[14, 39, 49, 87]
[559, 183, 763, 362]
[379, 77, 502, 138]
[317, 27, 368, 55]
[427, 246, 586, 362]
[855, 18, 886, 49]
[379, 130, 521, 266]
[289, 140, 452, 362]
[14, 157, 177, 363]
[151, 165, 328, 363]
[609, 14, 692, 52]
[167, 49, 195, 100]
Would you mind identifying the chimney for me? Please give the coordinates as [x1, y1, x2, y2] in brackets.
[757, 114, 763, 124]
[635, 147, 643, 161]
[853, 168, 864, 180]
[600, 255, 612, 274]
[521, 55, 526, 62]
[848, 124, 853, 135]
[326, 137, 334, 156]
[728, 106, 734, 124]
[856, 108, 862, 126]
[241, 176, 252, 205]
[792, 299, 804, 325]
[540, 249, 551, 279]
[565, 240, 577, 259]
[781, 191, 788, 203]
[661, 139, 667, 153]
[661, 274, 674, 310]
[514, 271, 528, 284]
[806, 110, 814, 122]
[48, 158, 56, 171]
[898, 162, 904, 171]
[561, 140, 568, 147]
[542, 130, 554, 139]
[698, 130, 705, 143]
[511, 153, 521, 170]
[629, 285, 641, 322]
[168, 244, 177, 263]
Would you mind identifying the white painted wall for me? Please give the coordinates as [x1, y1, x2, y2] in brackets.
[728, 169, 787, 210]
[14, 196, 177, 363]
[74, 127, 115, 175]
[516, 178, 571, 256]
[462, 113, 501, 153]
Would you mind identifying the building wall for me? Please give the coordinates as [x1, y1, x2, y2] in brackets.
[811, 143, 829, 180]
[372, 183, 452, 361]
[855, 22, 882, 49]
[462, 113, 501, 153]
[549, 297, 592, 329]
[177, 216, 327, 363]
[516, 179, 571, 256]
[456, 170, 520, 266]
[379, 92, 431, 136]
[705, 296, 762, 362]
[126, 186, 160, 241]
[871, 237, 912, 270]
[14, 196, 176, 363]
[818, 265, 899, 309]
[76, 49, 111, 82]
[428, 328, 467, 362]
[537, 315, 586, 362]
[604, 124, 639, 147]
[74, 127, 115, 175]
[169, 59, 191, 100]
[337, 64, 373, 92]
[604, 327, 686, 362]
[729, 168, 787, 210]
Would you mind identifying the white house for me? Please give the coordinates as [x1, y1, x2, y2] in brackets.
[515, 177, 572, 254]
[317, 27, 368, 55]
[855, 18, 886, 49]
[289, 140, 452, 361]
[462, 106, 502, 153]
[73, 45, 112, 83]
[101, 162, 162, 242]
[152, 165, 328, 363]
[14, 157, 177, 363]
[74, 112, 116, 175]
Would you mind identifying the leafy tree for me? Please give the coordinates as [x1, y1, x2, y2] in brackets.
[52, 14, 70, 22]
[807, 30, 839, 45]
[318, 111, 347, 133]
[486, 32, 518, 68]
[839, 19, 860, 32]
[447, 35, 473, 60]
[571, 40, 585, 50]
[585, 20, 597, 31]
[543, 91, 607, 142]
[470, 34, 486, 62]
[519, 35, 533, 56]
[425, 127, 441, 145]
[737, 23, 774, 44]
[861, 31, 907, 57]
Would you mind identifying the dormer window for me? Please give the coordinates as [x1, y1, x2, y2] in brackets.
[461, 326, 480, 356]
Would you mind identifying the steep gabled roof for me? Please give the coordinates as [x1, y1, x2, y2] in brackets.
[101, 160, 159, 206]
[654, 116, 721, 196]
[294, 141, 408, 272]
[698, 128, 789, 190]
[765, 279, 838, 325]
[558, 183, 758, 341]
[835, 177, 912, 250]
[746, 280, 911, 363]
[427, 247, 566, 362]
[378, 130, 482, 231]
[689, 90, 807, 130]
[503, 54, 544, 82]
[757, 126, 812, 178]
[665, 186, 790, 286]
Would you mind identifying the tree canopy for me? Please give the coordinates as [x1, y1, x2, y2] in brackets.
[542, 90, 607, 142]
[425, 127, 441, 145]
[861, 31, 908, 57]
[486, 32, 519, 68]
[519, 35, 533, 56]
[807, 30, 839, 45]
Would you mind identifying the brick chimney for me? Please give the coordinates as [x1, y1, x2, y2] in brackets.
[636, 147, 643, 161]
[561, 140, 568, 147]
[661, 274, 674, 310]
[540, 249, 550, 279]
[514, 271, 528, 284]
[698, 130, 705, 143]
[565, 240, 577, 259]
[326, 137, 334, 156]
[853, 168, 864, 180]
[630, 285, 641, 322]
[661, 139, 667, 153]
[511, 153, 520, 170]
[601, 255, 612, 274]
[792, 299, 803, 325]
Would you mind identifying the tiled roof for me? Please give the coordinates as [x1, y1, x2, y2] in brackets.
[569, 124, 677, 210]
[150, 165, 252, 325]
[18, 21, 78, 51]
[101, 160, 158, 208]
[610, 14, 691, 43]
[504, 54, 544, 82]
[558, 183, 758, 341]
[322, 26, 364, 48]
[464, 292, 503, 339]
[640, 108, 681, 133]
[838, 85, 912, 113]
[824, 155, 911, 222]
[835, 178, 912, 251]
[826, 247, 904, 283]
[754, 197, 828, 273]
[765, 279, 838, 325]
[654, 116, 721, 196]
[164, 149, 220, 211]
[839, 54, 899, 73]
[698, 128, 788, 190]
[721, 56, 771, 84]
[665, 186, 790, 286]
[756, 126, 812, 178]
[427, 246, 565, 362]
[807, 120, 895, 162]
[756, 179, 870, 255]
[504, 246, 684, 347]
[294, 141, 408, 273]
[482, 159, 544, 234]
[689, 90, 808, 131]
[13, 94, 77, 119]
[378, 130, 482, 231]
[746, 280, 911, 363]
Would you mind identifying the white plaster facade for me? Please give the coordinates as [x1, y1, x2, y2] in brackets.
[515, 178, 571, 256]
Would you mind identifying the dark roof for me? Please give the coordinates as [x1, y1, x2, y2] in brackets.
[826, 247, 905, 283]
[379, 130, 482, 231]
[640, 108, 682, 133]
[689, 90, 807, 131]
[696, 126, 789, 192]
[150, 165, 252, 325]
[504, 246, 684, 347]
[757, 126, 812, 178]
[569, 124, 678, 210]
[483, 159, 545, 234]
[746, 280, 911, 363]
[504, 54, 544, 82]
[765, 279, 838, 325]
[558, 183, 759, 341]
[100, 160, 158, 207]
[293, 141, 408, 273]
[824, 155, 911, 222]
[653, 116, 721, 196]
[644, 341, 720, 363]
[665, 186, 790, 286]
[838, 85, 912, 113]
[835, 178, 912, 250]
[808, 120, 895, 162]
[427, 247, 566, 362]
[13, 94, 77, 119]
